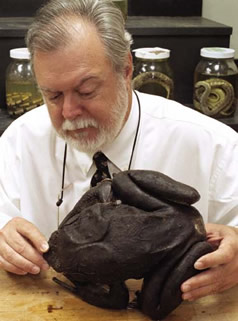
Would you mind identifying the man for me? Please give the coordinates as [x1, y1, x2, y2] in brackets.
[0, 0, 237, 303]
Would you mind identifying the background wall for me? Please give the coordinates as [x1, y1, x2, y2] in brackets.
[202, 0, 238, 58]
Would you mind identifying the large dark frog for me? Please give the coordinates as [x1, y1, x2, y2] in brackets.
[44, 170, 213, 320]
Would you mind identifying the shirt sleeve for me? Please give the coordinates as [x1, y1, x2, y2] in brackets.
[0, 124, 22, 228]
[208, 141, 238, 226]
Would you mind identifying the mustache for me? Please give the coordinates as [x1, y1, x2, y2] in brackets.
[62, 118, 99, 130]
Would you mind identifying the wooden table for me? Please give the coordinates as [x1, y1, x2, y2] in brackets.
[0, 268, 237, 321]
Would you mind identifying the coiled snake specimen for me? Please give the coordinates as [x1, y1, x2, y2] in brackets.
[193, 78, 235, 117]
[133, 71, 174, 99]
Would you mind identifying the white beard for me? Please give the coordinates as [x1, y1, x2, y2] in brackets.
[56, 78, 129, 153]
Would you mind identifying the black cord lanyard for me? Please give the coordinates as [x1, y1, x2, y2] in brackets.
[56, 143, 68, 207]
[56, 90, 141, 208]
[128, 90, 141, 170]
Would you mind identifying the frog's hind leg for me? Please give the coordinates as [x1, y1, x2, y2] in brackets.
[112, 170, 200, 212]
[140, 241, 213, 320]
[53, 277, 129, 310]
[156, 241, 213, 319]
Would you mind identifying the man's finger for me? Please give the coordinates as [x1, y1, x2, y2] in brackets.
[0, 242, 41, 274]
[194, 242, 234, 270]
[182, 272, 234, 301]
[6, 232, 49, 269]
[0, 255, 28, 275]
[13, 218, 49, 253]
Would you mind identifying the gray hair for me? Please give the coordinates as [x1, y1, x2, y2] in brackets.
[26, 0, 132, 72]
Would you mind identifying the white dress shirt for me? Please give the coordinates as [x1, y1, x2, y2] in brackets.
[0, 91, 237, 238]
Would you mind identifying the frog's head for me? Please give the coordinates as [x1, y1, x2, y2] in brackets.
[44, 202, 112, 274]
[43, 230, 63, 271]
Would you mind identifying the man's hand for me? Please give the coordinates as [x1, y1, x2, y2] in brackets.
[0, 217, 50, 275]
[181, 223, 238, 301]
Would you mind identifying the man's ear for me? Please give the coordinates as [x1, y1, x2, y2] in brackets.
[124, 52, 133, 81]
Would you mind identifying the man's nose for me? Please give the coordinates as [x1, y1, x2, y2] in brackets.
[62, 92, 83, 120]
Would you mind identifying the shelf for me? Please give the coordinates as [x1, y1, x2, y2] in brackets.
[126, 16, 232, 36]
[0, 16, 233, 109]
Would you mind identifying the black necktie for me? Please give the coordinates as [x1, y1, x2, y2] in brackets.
[91, 151, 111, 187]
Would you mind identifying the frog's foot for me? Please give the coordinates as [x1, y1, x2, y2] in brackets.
[52, 276, 78, 293]
[53, 277, 129, 310]
[112, 170, 200, 211]
[140, 241, 213, 320]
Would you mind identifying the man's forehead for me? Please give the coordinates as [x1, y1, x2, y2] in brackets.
[53, 15, 101, 44]
[39, 75, 101, 93]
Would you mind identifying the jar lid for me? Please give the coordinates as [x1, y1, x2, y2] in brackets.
[133, 47, 170, 59]
[200, 47, 235, 59]
[10, 48, 30, 60]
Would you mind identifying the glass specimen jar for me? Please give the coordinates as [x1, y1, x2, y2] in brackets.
[5, 47, 44, 118]
[132, 47, 174, 99]
[193, 47, 238, 118]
